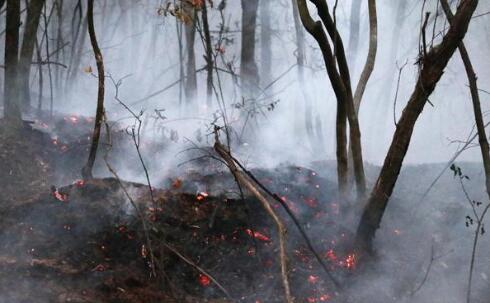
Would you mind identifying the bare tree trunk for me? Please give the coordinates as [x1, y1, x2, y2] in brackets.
[201, 1, 213, 107]
[442, 1, 490, 196]
[353, 0, 377, 113]
[18, 0, 45, 110]
[440, 3, 490, 302]
[356, 0, 480, 251]
[260, 0, 272, 87]
[291, 0, 316, 151]
[371, 0, 406, 143]
[348, 0, 361, 73]
[240, 0, 259, 96]
[82, 0, 105, 180]
[54, 0, 64, 91]
[296, 0, 366, 198]
[4, 0, 22, 128]
[66, 10, 88, 91]
[184, 3, 197, 103]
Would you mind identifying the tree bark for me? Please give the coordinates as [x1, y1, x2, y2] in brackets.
[348, 0, 361, 72]
[240, 0, 259, 96]
[82, 0, 105, 180]
[201, 1, 213, 107]
[353, 0, 377, 113]
[18, 0, 46, 110]
[260, 0, 272, 87]
[441, 1, 490, 196]
[184, 3, 197, 103]
[291, 0, 316, 151]
[66, 10, 88, 91]
[296, 0, 366, 198]
[4, 0, 22, 128]
[356, 0, 480, 251]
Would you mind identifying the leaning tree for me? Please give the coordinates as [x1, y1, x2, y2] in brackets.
[356, 0, 480, 251]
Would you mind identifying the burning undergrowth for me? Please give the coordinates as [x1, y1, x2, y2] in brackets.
[4, 115, 487, 303]
[0, 157, 361, 302]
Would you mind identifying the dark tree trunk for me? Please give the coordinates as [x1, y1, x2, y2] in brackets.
[356, 0, 480, 251]
[4, 0, 22, 127]
[297, 0, 366, 198]
[201, 1, 213, 107]
[18, 0, 46, 110]
[260, 0, 272, 87]
[291, 0, 319, 153]
[440, 0, 490, 197]
[240, 0, 259, 96]
[66, 10, 88, 91]
[82, 0, 105, 180]
[348, 0, 361, 73]
[184, 4, 197, 103]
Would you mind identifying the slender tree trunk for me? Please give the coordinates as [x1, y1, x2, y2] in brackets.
[371, 0, 407, 144]
[442, 0, 490, 194]
[201, 1, 213, 107]
[66, 10, 88, 91]
[260, 0, 272, 87]
[4, 0, 22, 128]
[441, 3, 490, 301]
[296, 0, 348, 197]
[82, 0, 105, 180]
[54, 0, 63, 91]
[353, 0, 377, 113]
[18, 0, 46, 110]
[348, 0, 361, 73]
[240, 0, 259, 96]
[291, 0, 316, 151]
[356, 0, 480, 251]
[183, 3, 197, 103]
[35, 37, 43, 114]
[297, 0, 366, 198]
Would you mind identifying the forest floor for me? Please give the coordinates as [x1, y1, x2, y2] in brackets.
[0, 116, 489, 303]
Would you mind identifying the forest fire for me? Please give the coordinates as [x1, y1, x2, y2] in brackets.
[245, 228, 271, 242]
[51, 186, 69, 202]
[198, 274, 211, 287]
[196, 191, 209, 201]
[0, 0, 487, 302]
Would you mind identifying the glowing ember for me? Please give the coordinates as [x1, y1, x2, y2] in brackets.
[51, 187, 69, 202]
[344, 253, 356, 270]
[308, 275, 319, 284]
[319, 294, 331, 301]
[304, 197, 318, 208]
[172, 178, 183, 189]
[307, 294, 331, 302]
[91, 264, 108, 272]
[247, 247, 256, 256]
[196, 192, 209, 201]
[245, 229, 271, 242]
[198, 274, 211, 286]
[141, 244, 148, 258]
[326, 249, 337, 262]
[73, 180, 85, 187]
[64, 115, 79, 124]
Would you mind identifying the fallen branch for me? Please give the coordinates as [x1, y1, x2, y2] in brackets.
[213, 129, 293, 303]
[228, 151, 341, 288]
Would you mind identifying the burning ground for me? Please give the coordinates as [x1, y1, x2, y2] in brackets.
[0, 117, 489, 303]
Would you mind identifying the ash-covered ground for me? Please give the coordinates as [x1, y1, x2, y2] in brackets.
[0, 115, 489, 303]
